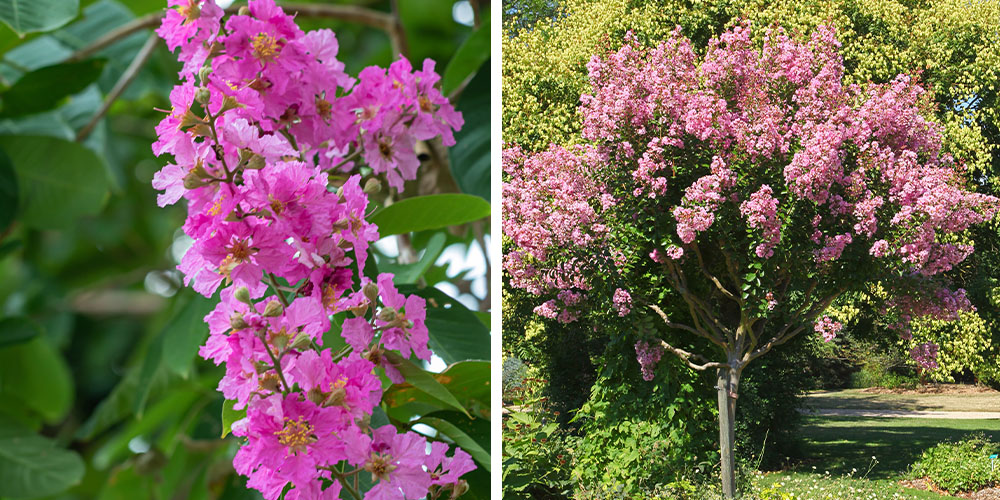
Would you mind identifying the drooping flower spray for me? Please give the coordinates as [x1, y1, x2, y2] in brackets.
[152, 1, 475, 498]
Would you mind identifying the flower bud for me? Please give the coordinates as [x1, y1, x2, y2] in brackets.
[254, 361, 271, 374]
[230, 312, 249, 330]
[363, 282, 379, 304]
[363, 177, 381, 195]
[246, 153, 266, 170]
[262, 299, 284, 317]
[198, 65, 212, 83]
[194, 87, 211, 105]
[323, 386, 346, 407]
[183, 172, 210, 189]
[289, 331, 313, 351]
[378, 307, 397, 323]
[238, 5, 250, 15]
[234, 287, 252, 305]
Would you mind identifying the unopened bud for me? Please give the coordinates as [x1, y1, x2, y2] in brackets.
[289, 331, 313, 351]
[262, 299, 283, 317]
[363, 282, 379, 304]
[198, 65, 212, 83]
[363, 177, 381, 195]
[230, 312, 249, 330]
[194, 87, 211, 105]
[323, 386, 347, 407]
[238, 6, 250, 15]
[378, 307, 397, 323]
[234, 287, 252, 305]
[183, 171, 210, 189]
[246, 153, 266, 170]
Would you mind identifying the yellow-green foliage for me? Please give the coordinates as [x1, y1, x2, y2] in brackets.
[503, 0, 1000, 174]
[907, 311, 993, 383]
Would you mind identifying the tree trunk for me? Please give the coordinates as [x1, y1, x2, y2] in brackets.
[717, 366, 741, 499]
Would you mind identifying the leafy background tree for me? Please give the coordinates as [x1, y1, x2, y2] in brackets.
[502, 0, 1000, 497]
[0, 0, 491, 498]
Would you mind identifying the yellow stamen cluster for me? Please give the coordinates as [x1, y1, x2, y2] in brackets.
[252, 33, 281, 63]
[275, 416, 315, 455]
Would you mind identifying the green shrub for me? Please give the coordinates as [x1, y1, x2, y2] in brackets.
[908, 434, 1000, 493]
[502, 373, 575, 499]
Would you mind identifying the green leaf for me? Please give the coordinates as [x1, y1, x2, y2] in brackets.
[448, 62, 490, 201]
[414, 415, 491, 472]
[0, 416, 84, 498]
[221, 399, 245, 439]
[0, 316, 39, 348]
[379, 231, 446, 284]
[383, 351, 471, 418]
[0, 335, 73, 423]
[383, 360, 489, 421]
[162, 293, 215, 378]
[0, 147, 16, 232]
[441, 20, 490, 96]
[0, 0, 79, 36]
[1, 59, 106, 117]
[0, 238, 20, 260]
[0, 135, 109, 229]
[398, 285, 490, 364]
[368, 194, 489, 237]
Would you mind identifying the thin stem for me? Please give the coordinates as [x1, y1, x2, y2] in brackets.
[327, 149, 362, 172]
[256, 329, 291, 393]
[267, 273, 290, 308]
[77, 33, 159, 142]
[332, 469, 363, 500]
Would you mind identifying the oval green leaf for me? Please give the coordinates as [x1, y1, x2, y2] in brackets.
[448, 63, 490, 201]
[221, 398, 246, 438]
[0, 416, 84, 498]
[0, 135, 109, 229]
[368, 194, 489, 237]
[0, 335, 73, 423]
[441, 20, 490, 96]
[0, 0, 79, 36]
[414, 415, 491, 472]
[383, 351, 471, 418]
[0, 316, 39, 348]
[0, 147, 16, 232]
[0, 59, 106, 117]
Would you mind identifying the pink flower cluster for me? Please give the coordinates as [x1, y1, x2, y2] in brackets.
[613, 288, 632, 316]
[910, 342, 940, 370]
[502, 144, 612, 322]
[152, 1, 472, 498]
[813, 315, 843, 342]
[739, 185, 781, 259]
[635, 340, 664, 381]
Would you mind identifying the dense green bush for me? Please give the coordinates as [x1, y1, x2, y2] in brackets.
[908, 434, 1000, 493]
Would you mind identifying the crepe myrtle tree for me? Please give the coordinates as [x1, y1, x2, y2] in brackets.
[502, 24, 999, 498]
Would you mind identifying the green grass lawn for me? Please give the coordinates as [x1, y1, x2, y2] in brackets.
[790, 416, 1000, 479]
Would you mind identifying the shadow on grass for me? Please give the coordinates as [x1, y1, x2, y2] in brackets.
[787, 416, 1000, 479]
